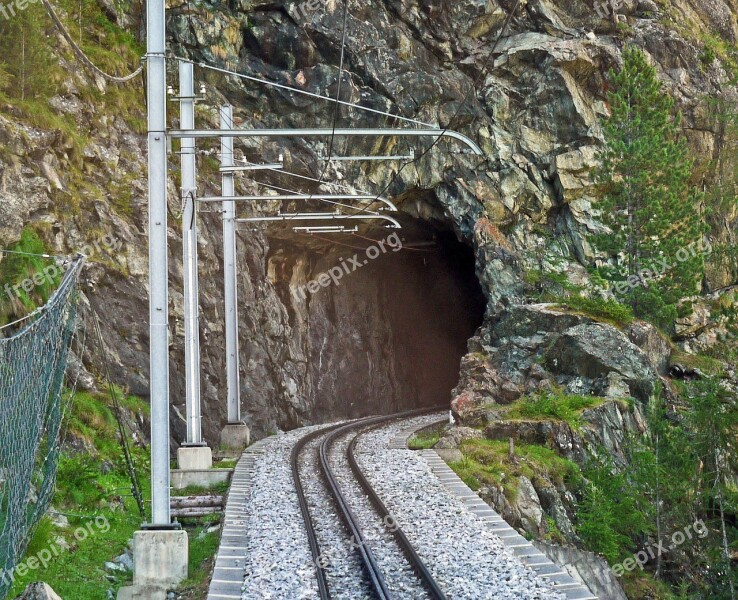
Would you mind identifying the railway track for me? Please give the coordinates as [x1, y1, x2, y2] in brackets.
[291, 409, 448, 600]
[210, 411, 575, 599]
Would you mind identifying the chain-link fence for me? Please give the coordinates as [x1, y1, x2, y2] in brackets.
[0, 257, 83, 598]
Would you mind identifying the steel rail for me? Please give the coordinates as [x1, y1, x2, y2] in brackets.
[348, 420, 449, 600]
[320, 416, 395, 599]
[291, 408, 448, 599]
[290, 423, 346, 600]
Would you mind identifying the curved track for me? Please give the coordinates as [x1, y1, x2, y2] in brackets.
[291, 409, 448, 600]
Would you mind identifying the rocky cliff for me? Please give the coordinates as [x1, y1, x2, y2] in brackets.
[1, 0, 736, 444]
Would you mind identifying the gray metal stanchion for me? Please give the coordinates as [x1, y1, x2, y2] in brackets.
[118, 2, 188, 596]
[219, 105, 250, 452]
[177, 60, 212, 472]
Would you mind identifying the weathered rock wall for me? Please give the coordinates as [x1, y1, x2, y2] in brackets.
[1, 0, 736, 443]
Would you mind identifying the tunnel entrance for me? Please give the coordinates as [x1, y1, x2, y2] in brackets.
[269, 214, 487, 423]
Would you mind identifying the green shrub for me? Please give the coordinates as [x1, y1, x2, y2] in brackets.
[577, 483, 635, 564]
[450, 439, 582, 501]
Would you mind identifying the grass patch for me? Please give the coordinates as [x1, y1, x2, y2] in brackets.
[6, 386, 154, 598]
[408, 428, 444, 450]
[449, 439, 582, 501]
[506, 391, 605, 430]
[176, 527, 221, 596]
[213, 459, 237, 470]
[9, 99, 88, 160]
[0, 228, 61, 325]
[448, 456, 485, 491]
[551, 293, 634, 327]
[175, 481, 230, 496]
[670, 348, 726, 376]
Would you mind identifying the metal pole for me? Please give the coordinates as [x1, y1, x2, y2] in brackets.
[179, 61, 203, 446]
[147, 0, 171, 526]
[221, 105, 241, 425]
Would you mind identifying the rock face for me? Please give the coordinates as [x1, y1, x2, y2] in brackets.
[451, 304, 665, 421]
[0, 0, 734, 443]
[544, 322, 657, 401]
[676, 286, 738, 353]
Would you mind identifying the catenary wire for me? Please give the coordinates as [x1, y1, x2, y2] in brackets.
[40, 0, 144, 83]
[360, 0, 522, 209]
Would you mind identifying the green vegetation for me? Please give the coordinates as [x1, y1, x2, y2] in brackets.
[506, 391, 604, 429]
[590, 47, 706, 330]
[0, 0, 147, 221]
[213, 459, 238, 470]
[175, 481, 230, 496]
[669, 348, 726, 376]
[449, 439, 581, 501]
[0, 6, 61, 101]
[0, 228, 61, 325]
[700, 93, 738, 289]
[408, 427, 445, 450]
[574, 381, 738, 597]
[7, 387, 149, 598]
[178, 528, 221, 597]
[552, 293, 634, 327]
[698, 33, 738, 78]
[6, 387, 219, 598]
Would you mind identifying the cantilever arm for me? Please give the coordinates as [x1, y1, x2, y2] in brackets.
[168, 128, 483, 155]
[267, 171, 399, 212]
[199, 194, 378, 202]
[237, 212, 402, 229]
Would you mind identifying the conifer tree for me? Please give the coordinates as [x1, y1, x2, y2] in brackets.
[685, 376, 738, 600]
[593, 47, 706, 329]
[0, 7, 57, 101]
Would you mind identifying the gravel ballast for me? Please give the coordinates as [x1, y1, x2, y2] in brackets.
[354, 415, 567, 600]
[232, 416, 566, 599]
[239, 426, 323, 600]
[325, 429, 428, 599]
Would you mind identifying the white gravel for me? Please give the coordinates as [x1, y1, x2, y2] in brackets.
[241, 425, 325, 600]
[354, 415, 567, 600]
[236, 416, 566, 600]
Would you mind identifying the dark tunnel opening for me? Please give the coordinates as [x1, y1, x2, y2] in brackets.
[372, 227, 487, 413]
[269, 216, 487, 424]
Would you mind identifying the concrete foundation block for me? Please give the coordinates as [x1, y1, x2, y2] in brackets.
[177, 445, 213, 470]
[117, 584, 167, 600]
[132, 529, 188, 587]
[171, 468, 232, 490]
[220, 423, 251, 450]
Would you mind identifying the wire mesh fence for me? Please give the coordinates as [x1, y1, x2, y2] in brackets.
[0, 257, 83, 598]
